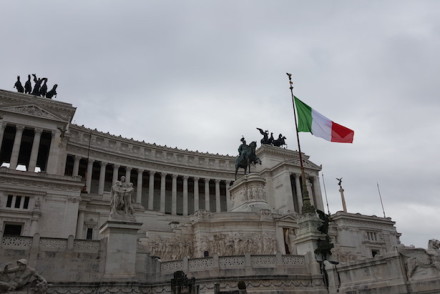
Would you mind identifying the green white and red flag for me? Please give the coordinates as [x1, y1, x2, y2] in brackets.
[294, 96, 354, 143]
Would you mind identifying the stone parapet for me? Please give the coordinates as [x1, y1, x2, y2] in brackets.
[0, 234, 102, 282]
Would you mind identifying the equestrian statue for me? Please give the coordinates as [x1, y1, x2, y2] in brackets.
[235, 137, 261, 180]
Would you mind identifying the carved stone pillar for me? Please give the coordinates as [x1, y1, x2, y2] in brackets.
[295, 174, 303, 210]
[0, 122, 6, 151]
[306, 177, 314, 206]
[98, 162, 108, 195]
[9, 125, 24, 170]
[112, 164, 120, 185]
[30, 212, 41, 236]
[86, 159, 95, 193]
[137, 169, 144, 204]
[226, 181, 232, 211]
[28, 128, 43, 172]
[73, 156, 81, 177]
[148, 170, 155, 210]
[46, 129, 62, 174]
[204, 178, 210, 212]
[76, 210, 85, 239]
[171, 174, 178, 215]
[160, 172, 166, 213]
[215, 179, 221, 212]
[125, 167, 132, 183]
[312, 176, 324, 211]
[194, 177, 199, 211]
[183, 176, 188, 216]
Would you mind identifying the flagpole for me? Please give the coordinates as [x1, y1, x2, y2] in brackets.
[286, 73, 315, 214]
[377, 182, 386, 218]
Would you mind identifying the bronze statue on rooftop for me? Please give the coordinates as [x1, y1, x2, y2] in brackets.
[256, 128, 286, 148]
[13, 76, 24, 93]
[13, 74, 58, 98]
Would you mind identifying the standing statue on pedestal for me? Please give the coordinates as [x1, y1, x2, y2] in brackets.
[235, 137, 261, 180]
[110, 176, 134, 217]
[337, 177, 347, 212]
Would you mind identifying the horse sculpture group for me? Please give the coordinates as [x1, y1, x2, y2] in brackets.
[235, 139, 261, 180]
[257, 128, 287, 147]
[13, 74, 58, 99]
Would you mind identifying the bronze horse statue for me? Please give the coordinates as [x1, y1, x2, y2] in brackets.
[235, 141, 261, 179]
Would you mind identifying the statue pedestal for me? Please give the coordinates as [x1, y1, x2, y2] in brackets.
[230, 174, 271, 212]
[294, 213, 323, 275]
[99, 219, 142, 280]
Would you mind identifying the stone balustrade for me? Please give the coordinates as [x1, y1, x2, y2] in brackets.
[0, 234, 101, 282]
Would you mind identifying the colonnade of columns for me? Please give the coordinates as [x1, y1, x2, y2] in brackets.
[291, 173, 323, 212]
[67, 154, 232, 215]
[0, 122, 54, 172]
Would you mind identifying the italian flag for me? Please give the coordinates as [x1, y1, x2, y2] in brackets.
[294, 96, 354, 143]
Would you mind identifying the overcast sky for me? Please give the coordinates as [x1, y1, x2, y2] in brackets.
[1, 1, 439, 248]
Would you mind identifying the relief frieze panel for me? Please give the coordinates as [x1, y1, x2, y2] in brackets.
[144, 230, 278, 261]
[1, 104, 66, 122]
[0, 91, 76, 121]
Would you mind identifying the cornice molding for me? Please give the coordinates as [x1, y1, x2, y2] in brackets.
[69, 124, 235, 158]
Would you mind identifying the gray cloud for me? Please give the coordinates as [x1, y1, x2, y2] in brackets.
[1, 0, 439, 247]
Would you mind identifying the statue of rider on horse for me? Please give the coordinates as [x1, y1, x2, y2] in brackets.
[235, 137, 262, 180]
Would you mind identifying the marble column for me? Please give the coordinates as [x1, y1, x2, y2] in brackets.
[306, 177, 314, 206]
[112, 164, 120, 185]
[0, 122, 6, 151]
[148, 170, 155, 210]
[295, 174, 303, 210]
[28, 128, 43, 172]
[73, 156, 81, 177]
[9, 125, 24, 170]
[171, 174, 178, 215]
[125, 167, 132, 182]
[98, 162, 107, 195]
[204, 178, 210, 212]
[226, 181, 232, 211]
[215, 180, 221, 212]
[137, 169, 143, 204]
[30, 214, 40, 236]
[76, 210, 85, 239]
[46, 129, 62, 174]
[183, 176, 188, 216]
[312, 176, 324, 211]
[86, 159, 95, 194]
[194, 177, 199, 211]
[160, 173, 166, 213]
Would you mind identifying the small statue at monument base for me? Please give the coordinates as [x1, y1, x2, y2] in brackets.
[0, 259, 47, 294]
